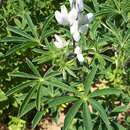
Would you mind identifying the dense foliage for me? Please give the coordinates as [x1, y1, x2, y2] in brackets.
[0, 0, 130, 130]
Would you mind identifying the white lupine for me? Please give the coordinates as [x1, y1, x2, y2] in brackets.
[54, 34, 69, 48]
[74, 46, 84, 62]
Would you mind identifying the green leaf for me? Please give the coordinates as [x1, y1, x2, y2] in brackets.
[84, 65, 97, 94]
[112, 105, 129, 113]
[36, 84, 42, 111]
[9, 71, 39, 79]
[6, 42, 36, 56]
[0, 89, 7, 102]
[19, 101, 36, 118]
[32, 111, 44, 128]
[89, 99, 112, 130]
[24, 13, 38, 38]
[63, 100, 82, 130]
[7, 26, 34, 40]
[113, 122, 126, 130]
[19, 84, 37, 116]
[26, 58, 40, 76]
[64, 67, 77, 78]
[82, 102, 93, 130]
[47, 79, 76, 92]
[48, 96, 77, 107]
[40, 14, 54, 40]
[89, 88, 121, 98]
[6, 81, 34, 96]
[0, 36, 31, 43]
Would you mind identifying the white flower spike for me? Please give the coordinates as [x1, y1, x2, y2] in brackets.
[54, 34, 69, 48]
[55, 0, 94, 42]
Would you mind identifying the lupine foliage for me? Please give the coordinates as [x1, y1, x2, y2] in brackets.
[0, 0, 130, 130]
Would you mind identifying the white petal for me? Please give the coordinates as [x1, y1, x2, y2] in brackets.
[77, 53, 84, 62]
[74, 46, 81, 55]
[54, 35, 68, 48]
[55, 11, 63, 25]
[55, 34, 62, 43]
[69, 0, 75, 9]
[76, 0, 84, 13]
[79, 13, 94, 25]
[79, 24, 89, 33]
[73, 31, 80, 42]
[61, 5, 68, 14]
[61, 5, 68, 23]
[54, 41, 64, 48]
[68, 8, 78, 25]
[87, 13, 94, 23]
[70, 20, 78, 34]
[55, 5, 69, 25]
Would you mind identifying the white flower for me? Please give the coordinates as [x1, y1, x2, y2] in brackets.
[68, 8, 78, 26]
[77, 53, 84, 62]
[55, 0, 94, 42]
[79, 13, 94, 26]
[74, 46, 81, 54]
[70, 20, 80, 41]
[74, 46, 84, 62]
[54, 34, 69, 48]
[55, 5, 69, 25]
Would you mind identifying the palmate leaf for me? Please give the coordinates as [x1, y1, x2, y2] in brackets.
[7, 26, 34, 40]
[19, 84, 37, 116]
[26, 58, 40, 77]
[6, 80, 34, 96]
[89, 99, 112, 130]
[82, 102, 93, 130]
[84, 65, 97, 95]
[88, 88, 121, 98]
[48, 96, 77, 107]
[63, 100, 82, 130]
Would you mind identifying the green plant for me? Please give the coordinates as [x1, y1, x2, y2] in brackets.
[0, 0, 130, 130]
